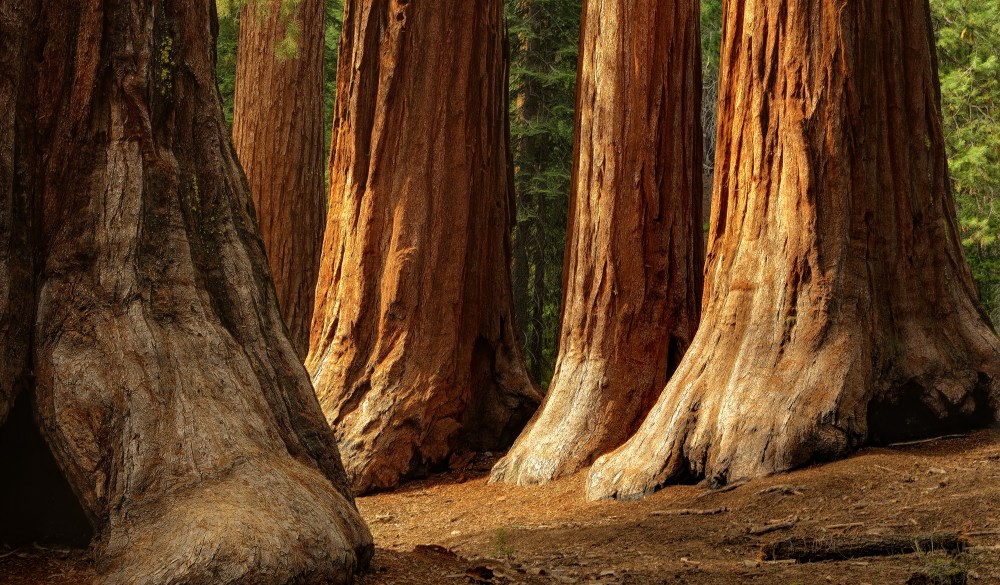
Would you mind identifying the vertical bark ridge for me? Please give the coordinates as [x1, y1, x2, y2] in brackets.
[587, 0, 1000, 501]
[0, 0, 32, 427]
[491, 0, 704, 486]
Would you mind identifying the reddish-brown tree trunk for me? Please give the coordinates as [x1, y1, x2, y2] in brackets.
[232, 0, 326, 358]
[0, 0, 31, 428]
[307, 0, 541, 495]
[492, 0, 704, 486]
[588, 0, 1000, 501]
[0, 0, 372, 581]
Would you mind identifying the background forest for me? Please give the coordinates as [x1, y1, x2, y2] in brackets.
[215, 0, 1000, 386]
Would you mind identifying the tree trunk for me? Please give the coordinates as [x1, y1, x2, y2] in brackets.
[0, 0, 372, 582]
[232, 0, 326, 358]
[587, 0, 1000, 501]
[491, 0, 704, 486]
[0, 0, 31, 428]
[307, 0, 542, 495]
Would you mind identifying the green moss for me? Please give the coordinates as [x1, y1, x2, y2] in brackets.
[158, 36, 175, 97]
[186, 174, 201, 213]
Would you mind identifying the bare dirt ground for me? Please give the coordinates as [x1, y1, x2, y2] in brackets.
[4, 430, 1000, 584]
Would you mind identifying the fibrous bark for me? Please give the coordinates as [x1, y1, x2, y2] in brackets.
[233, 0, 326, 358]
[0, 0, 372, 582]
[0, 0, 31, 428]
[587, 0, 1000, 501]
[307, 0, 541, 495]
[492, 0, 704, 485]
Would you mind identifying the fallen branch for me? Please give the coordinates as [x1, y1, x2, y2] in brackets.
[761, 533, 968, 563]
[651, 507, 728, 517]
[886, 434, 967, 448]
[696, 478, 749, 499]
[757, 485, 803, 496]
[749, 516, 799, 536]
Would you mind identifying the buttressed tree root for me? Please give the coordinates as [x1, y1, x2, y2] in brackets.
[307, 0, 541, 495]
[491, 0, 704, 486]
[0, 1, 372, 583]
[587, 0, 1000, 501]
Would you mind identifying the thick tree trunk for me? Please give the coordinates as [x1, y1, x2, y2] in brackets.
[587, 0, 1000, 501]
[307, 0, 541, 495]
[0, 0, 372, 582]
[0, 0, 31, 427]
[232, 0, 326, 358]
[491, 0, 704, 486]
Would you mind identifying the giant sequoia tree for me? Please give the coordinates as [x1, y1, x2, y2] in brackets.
[587, 0, 1000, 501]
[233, 0, 326, 357]
[0, 0, 372, 582]
[492, 0, 704, 486]
[307, 0, 541, 494]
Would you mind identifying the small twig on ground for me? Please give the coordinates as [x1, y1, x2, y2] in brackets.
[760, 533, 968, 563]
[887, 434, 967, 448]
[757, 485, 803, 496]
[823, 522, 865, 531]
[651, 507, 728, 517]
[696, 479, 749, 499]
[749, 516, 799, 536]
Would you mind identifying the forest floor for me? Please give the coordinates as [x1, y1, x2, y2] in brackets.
[3, 429, 1000, 584]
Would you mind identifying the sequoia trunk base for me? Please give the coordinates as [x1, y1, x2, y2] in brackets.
[307, 0, 540, 495]
[491, 0, 703, 486]
[587, 0, 1000, 501]
[2, 1, 373, 582]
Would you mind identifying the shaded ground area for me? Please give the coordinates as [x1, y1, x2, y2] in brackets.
[4, 430, 1000, 583]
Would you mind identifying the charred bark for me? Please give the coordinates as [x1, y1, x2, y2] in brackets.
[587, 0, 1000, 501]
[307, 0, 541, 494]
[0, 0, 372, 582]
[492, 0, 704, 485]
[232, 0, 326, 358]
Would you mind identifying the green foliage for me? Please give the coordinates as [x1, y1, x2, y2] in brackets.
[506, 0, 581, 383]
[701, 0, 722, 184]
[911, 553, 972, 584]
[492, 528, 516, 558]
[216, 10, 239, 124]
[157, 36, 176, 97]
[932, 0, 1000, 323]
